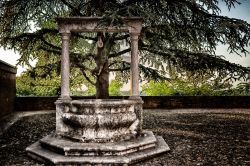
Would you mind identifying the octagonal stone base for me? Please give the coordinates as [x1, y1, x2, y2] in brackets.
[26, 131, 170, 165]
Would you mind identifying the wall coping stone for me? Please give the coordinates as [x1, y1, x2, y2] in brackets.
[0, 60, 17, 74]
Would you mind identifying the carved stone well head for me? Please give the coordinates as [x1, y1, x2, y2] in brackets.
[56, 99, 141, 143]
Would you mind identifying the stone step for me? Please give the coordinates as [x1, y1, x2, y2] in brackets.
[27, 136, 170, 165]
[40, 131, 157, 156]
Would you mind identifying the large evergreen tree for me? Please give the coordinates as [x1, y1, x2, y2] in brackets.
[1, 0, 250, 98]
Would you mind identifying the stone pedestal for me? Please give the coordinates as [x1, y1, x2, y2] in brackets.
[26, 99, 170, 165]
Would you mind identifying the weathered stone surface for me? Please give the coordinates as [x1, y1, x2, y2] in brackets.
[57, 17, 143, 34]
[56, 99, 140, 142]
[26, 134, 170, 165]
[39, 131, 156, 156]
[129, 97, 144, 135]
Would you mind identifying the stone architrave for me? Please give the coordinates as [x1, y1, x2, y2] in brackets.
[26, 17, 170, 165]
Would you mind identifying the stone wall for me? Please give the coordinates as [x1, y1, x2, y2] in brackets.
[15, 96, 250, 111]
[0, 60, 17, 117]
[142, 96, 250, 109]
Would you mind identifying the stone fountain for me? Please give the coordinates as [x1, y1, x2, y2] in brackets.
[26, 17, 170, 165]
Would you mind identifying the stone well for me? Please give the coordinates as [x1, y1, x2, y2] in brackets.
[27, 98, 169, 165]
[26, 17, 169, 165]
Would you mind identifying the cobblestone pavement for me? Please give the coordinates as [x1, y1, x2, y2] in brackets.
[0, 109, 249, 166]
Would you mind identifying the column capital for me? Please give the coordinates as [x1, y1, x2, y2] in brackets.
[61, 32, 71, 40]
[130, 33, 140, 40]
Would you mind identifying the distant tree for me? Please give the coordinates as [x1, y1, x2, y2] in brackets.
[82, 84, 96, 96]
[142, 70, 236, 96]
[16, 72, 61, 96]
[228, 82, 250, 96]
[142, 81, 173, 96]
[1, 0, 250, 98]
[109, 79, 123, 96]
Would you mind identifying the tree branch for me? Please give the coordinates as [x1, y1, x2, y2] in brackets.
[114, 34, 130, 41]
[110, 67, 130, 72]
[139, 64, 170, 81]
[109, 48, 131, 58]
[109, 61, 118, 67]
[38, 46, 61, 55]
[79, 68, 96, 85]
[142, 46, 250, 80]
[60, 0, 83, 16]
[41, 37, 61, 51]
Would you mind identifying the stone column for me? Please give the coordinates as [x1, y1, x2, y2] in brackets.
[60, 32, 71, 100]
[130, 33, 140, 99]
[129, 33, 143, 134]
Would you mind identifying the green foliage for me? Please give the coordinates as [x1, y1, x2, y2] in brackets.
[109, 79, 123, 96]
[142, 70, 250, 96]
[143, 79, 250, 96]
[222, 82, 250, 96]
[82, 85, 96, 96]
[16, 72, 60, 96]
[1, 0, 250, 96]
[142, 81, 173, 96]
[142, 80, 212, 96]
[69, 79, 125, 97]
[236, 82, 250, 95]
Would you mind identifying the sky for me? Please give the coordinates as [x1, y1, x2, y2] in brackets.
[0, 0, 250, 75]
[216, 0, 250, 67]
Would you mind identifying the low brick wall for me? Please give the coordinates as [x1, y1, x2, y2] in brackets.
[0, 60, 17, 117]
[14, 96, 250, 111]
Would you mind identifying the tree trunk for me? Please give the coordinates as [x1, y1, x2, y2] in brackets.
[94, 33, 109, 99]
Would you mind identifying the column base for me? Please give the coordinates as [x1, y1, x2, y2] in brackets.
[58, 96, 72, 101]
[129, 96, 142, 101]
